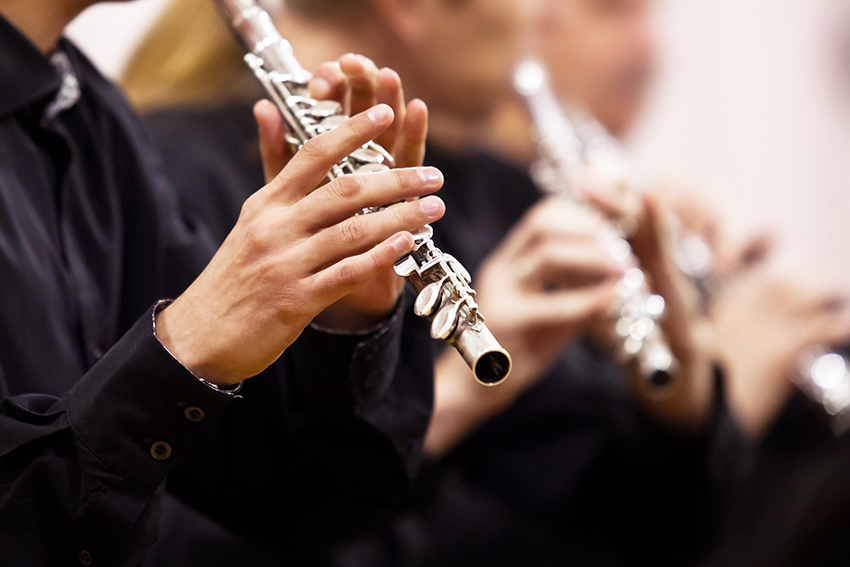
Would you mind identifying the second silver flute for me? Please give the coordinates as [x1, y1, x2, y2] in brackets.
[213, 0, 511, 385]
[515, 60, 677, 388]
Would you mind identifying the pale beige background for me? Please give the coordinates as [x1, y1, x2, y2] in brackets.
[67, 0, 850, 287]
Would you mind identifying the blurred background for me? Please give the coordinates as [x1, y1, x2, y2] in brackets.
[68, 0, 850, 286]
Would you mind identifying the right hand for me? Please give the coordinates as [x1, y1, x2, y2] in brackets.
[424, 198, 625, 456]
[155, 103, 445, 386]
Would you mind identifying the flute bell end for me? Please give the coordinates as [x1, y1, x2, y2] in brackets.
[473, 350, 512, 387]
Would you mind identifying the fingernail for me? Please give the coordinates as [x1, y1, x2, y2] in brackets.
[419, 196, 444, 217]
[367, 104, 391, 123]
[311, 78, 330, 97]
[393, 234, 413, 254]
[417, 167, 442, 185]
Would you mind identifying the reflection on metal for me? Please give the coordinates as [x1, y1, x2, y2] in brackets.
[797, 348, 850, 435]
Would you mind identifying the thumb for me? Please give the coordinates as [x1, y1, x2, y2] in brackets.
[254, 99, 294, 184]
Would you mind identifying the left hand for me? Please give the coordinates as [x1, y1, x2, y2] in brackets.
[254, 53, 431, 331]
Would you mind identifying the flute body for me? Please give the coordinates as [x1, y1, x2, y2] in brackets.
[212, 0, 511, 385]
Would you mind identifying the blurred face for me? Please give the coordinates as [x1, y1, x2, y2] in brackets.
[403, 0, 534, 117]
[535, 0, 655, 135]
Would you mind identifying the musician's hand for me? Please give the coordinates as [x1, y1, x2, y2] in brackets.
[424, 198, 624, 457]
[256, 54, 429, 179]
[712, 267, 850, 438]
[657, 183, 774, 279]
[255, 54, 433, 331]
[588, 186, 715, 432]
[307, 54, 431, 328]
[310, 54, 428, 168]
[155, 104, 445, 386]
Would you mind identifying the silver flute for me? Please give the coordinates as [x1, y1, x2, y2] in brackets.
[212, 0, 511, 385]
[515, 60, 676, 387]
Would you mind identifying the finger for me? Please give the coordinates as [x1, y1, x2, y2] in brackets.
[308, 197, 445, 272]
[497, 198, 607, 261]
[580, 176, 643, 226]
[629, 193, 699, 354]
[310, 61, 350, 110]
[295, 166, 443, 230]
[729, 232, 774, 273]
[394, 98, 429, 169]
[814, 313, 850, 346]
[312, 231, 417, 304]
[523, 283, 618, 328]
[339, 53, 380, 118]
[254, 100, 293, 184]
[374, 67, 405, 156]
[523, 241, 628, 286]
[792, 290, 849, 319]
[263, 104, 395, 205]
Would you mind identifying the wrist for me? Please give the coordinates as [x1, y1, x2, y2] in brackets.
[153, 299, 243, 388]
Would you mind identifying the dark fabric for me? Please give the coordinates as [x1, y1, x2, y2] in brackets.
[700, 391, 850, 567]
[0, 18, 433, 566]
[142, 103, 264, 244]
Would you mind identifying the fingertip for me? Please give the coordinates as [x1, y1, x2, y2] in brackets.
[377, 67, 401, 86]
[254, 99, 284, 149]
[253, 99, 276, 125]
[417, 166, 443, 187]
[419, 195, 445, 219]
[339, 52, 363, 73]
[367, 103, 394, 124]
[391, 232, 415, 255]
[407, 98, 427, 115]
[310, 77, 331, 98]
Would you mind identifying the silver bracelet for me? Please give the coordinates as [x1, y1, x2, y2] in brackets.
[152, 299, 244, 396]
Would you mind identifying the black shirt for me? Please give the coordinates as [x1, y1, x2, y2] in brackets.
[0, 17, 432, 566]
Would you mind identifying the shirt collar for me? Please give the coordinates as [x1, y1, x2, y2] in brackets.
[0, 14, 63, 119]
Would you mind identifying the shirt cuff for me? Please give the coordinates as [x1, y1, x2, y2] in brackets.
[152, 299, 243, 396]
[67, 303, 235, 493]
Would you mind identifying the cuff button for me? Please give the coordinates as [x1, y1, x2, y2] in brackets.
[184, 406, 206, 422]
[150, 441, 172, 461]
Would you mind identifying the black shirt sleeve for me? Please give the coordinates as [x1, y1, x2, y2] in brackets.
[0, 307, 234, 566]
[161, 290, 434, 554]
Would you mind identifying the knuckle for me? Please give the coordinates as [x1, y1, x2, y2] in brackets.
[334, 262, 360, 289]
[330, 174, 363, 202]
[339, 217, 367, 246]
[238, 193, 261, 221]
[298, 135, 331, 163]
[242, 221, 274, 252]
[392, 202, 418, 227]
[392, 168, 410, 191]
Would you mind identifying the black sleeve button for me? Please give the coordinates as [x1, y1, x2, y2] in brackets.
[150, 441, 172, 461]
[183, 406, 205, 422]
